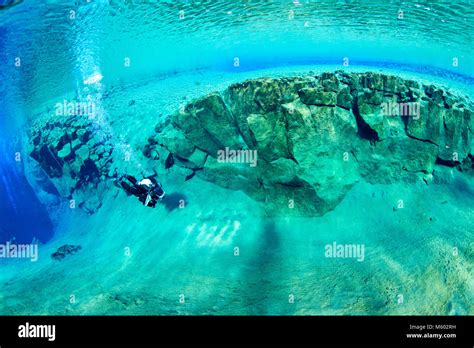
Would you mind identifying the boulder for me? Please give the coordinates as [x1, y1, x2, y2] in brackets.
[51, 244, 82, 261]
[149, 72, 474, 216]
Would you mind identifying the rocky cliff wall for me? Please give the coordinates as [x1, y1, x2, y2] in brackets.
[28, 71, 474, 216]
[147, 71, 474, 216]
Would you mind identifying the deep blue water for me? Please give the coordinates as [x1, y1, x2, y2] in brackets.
[0, 126, 54, 244]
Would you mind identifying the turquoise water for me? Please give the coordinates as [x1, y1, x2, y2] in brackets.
[0, 1, 473, 315]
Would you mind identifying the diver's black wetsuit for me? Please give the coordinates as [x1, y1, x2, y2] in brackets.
[116, 174, 165, 208]
[119, 175, 147, 196]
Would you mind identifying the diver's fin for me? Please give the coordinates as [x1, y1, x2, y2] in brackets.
[145, 194, 152, 207]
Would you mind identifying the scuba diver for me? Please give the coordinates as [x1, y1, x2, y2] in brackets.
[115, 173, 165, 208]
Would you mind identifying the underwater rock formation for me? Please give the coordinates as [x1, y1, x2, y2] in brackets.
[27, 71, 473, 216]
[51, 244, 82, 261]
[147, 71, 474, 216]
[29, 115, 113, 214]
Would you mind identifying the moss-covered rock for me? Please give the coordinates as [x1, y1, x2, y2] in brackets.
[299, 87, 337, 106]
[148, 71, 474, 216]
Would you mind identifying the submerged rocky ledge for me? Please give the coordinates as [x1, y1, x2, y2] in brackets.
[28, 115, 113, 214]
[148, 71, 474, 216]
[29, 71, 474, 216]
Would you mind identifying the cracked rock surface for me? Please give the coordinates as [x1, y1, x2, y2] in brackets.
[147, 71, 474, 216]
[28, 115, 114, 214]
[28, 71, 474, 216]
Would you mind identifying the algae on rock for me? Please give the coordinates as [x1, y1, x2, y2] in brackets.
[147, 71, 474, 216]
